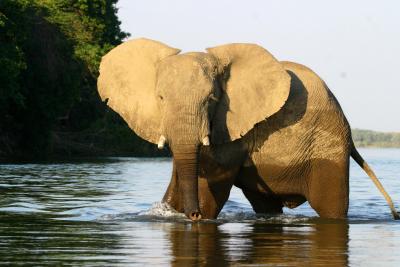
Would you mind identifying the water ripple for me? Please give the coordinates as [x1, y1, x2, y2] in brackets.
[0, 150, 400, 266]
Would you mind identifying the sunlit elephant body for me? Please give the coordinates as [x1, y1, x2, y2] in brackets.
[98, 38, 398, 220]
[163, 61, 352, 219]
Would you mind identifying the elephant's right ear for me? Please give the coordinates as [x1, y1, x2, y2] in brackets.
[97, 38, 180, 144]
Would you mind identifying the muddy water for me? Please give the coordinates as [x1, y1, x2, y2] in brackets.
[0, 148, 399, 266]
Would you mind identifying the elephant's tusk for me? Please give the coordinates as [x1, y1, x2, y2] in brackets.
[157, 135, 166, 149]
[202, 136, 210, 146]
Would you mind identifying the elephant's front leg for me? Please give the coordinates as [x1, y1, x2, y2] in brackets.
[197, 173, 235, 219]
[162, 158, 239, 219]
[162, 160, 184, 213]
[197, 153, 240, 219]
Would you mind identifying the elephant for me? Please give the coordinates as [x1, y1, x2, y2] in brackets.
[97, 38, 399, 221]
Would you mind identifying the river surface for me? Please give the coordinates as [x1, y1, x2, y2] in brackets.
[0, 148, 399, 266]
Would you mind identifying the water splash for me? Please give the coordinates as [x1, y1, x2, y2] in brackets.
[96, 201, 316, 225]
[138, 202, 185, 218]
[98, 202, 187, 222]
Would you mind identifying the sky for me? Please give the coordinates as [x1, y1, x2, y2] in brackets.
[117, 0, 400, 132]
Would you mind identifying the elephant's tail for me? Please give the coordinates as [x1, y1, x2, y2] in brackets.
[351, 143, 399, 219]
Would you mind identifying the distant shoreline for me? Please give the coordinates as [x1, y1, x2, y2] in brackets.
[1, 128, 399, 162]
[352, 129, 400, 148]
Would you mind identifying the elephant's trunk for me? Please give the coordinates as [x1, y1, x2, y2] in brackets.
[173, 144, 201, 221]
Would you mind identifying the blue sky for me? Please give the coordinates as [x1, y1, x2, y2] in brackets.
[117, 0, 400, 132]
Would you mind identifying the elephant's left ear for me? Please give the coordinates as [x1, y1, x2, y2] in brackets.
[207, 44, 291, 143]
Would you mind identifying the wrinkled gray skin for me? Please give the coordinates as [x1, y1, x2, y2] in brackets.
[98, 38, 399, 221]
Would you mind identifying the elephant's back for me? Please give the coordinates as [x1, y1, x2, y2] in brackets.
[280, 61, 351, 148]
[246, 61, 351, 194]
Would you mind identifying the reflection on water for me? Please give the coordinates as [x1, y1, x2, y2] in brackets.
[167, 222, 349, 266]
[0, 212, 350, 266]
[0, 149, 399, 266]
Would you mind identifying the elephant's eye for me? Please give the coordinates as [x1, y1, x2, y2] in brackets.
[158, 95, 164, 101]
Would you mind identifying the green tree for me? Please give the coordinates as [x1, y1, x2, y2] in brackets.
[352, 129, 400, 148]
[0, 0, 140, 159]
[0, 10, 26, 155]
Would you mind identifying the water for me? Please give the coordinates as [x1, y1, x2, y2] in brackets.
[0, 148, 399, 266]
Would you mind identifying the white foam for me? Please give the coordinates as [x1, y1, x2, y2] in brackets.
[139, 202, 186, 218]
[98, 202, 313, 223]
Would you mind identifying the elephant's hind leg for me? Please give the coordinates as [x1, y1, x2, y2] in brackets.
[242, 189, 283, 214]
[236, 166, 283, 214]
[307, 158, 350, 219]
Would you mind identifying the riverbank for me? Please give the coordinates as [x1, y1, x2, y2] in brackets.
[2, 128, 399, 161]
[352, 129, 400, 148]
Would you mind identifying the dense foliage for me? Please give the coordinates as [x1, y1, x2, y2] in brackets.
[0, 0, 166, 159]
[352, 129, 400, 148]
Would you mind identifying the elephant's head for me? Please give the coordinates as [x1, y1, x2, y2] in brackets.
[97, 38, 291, 221]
